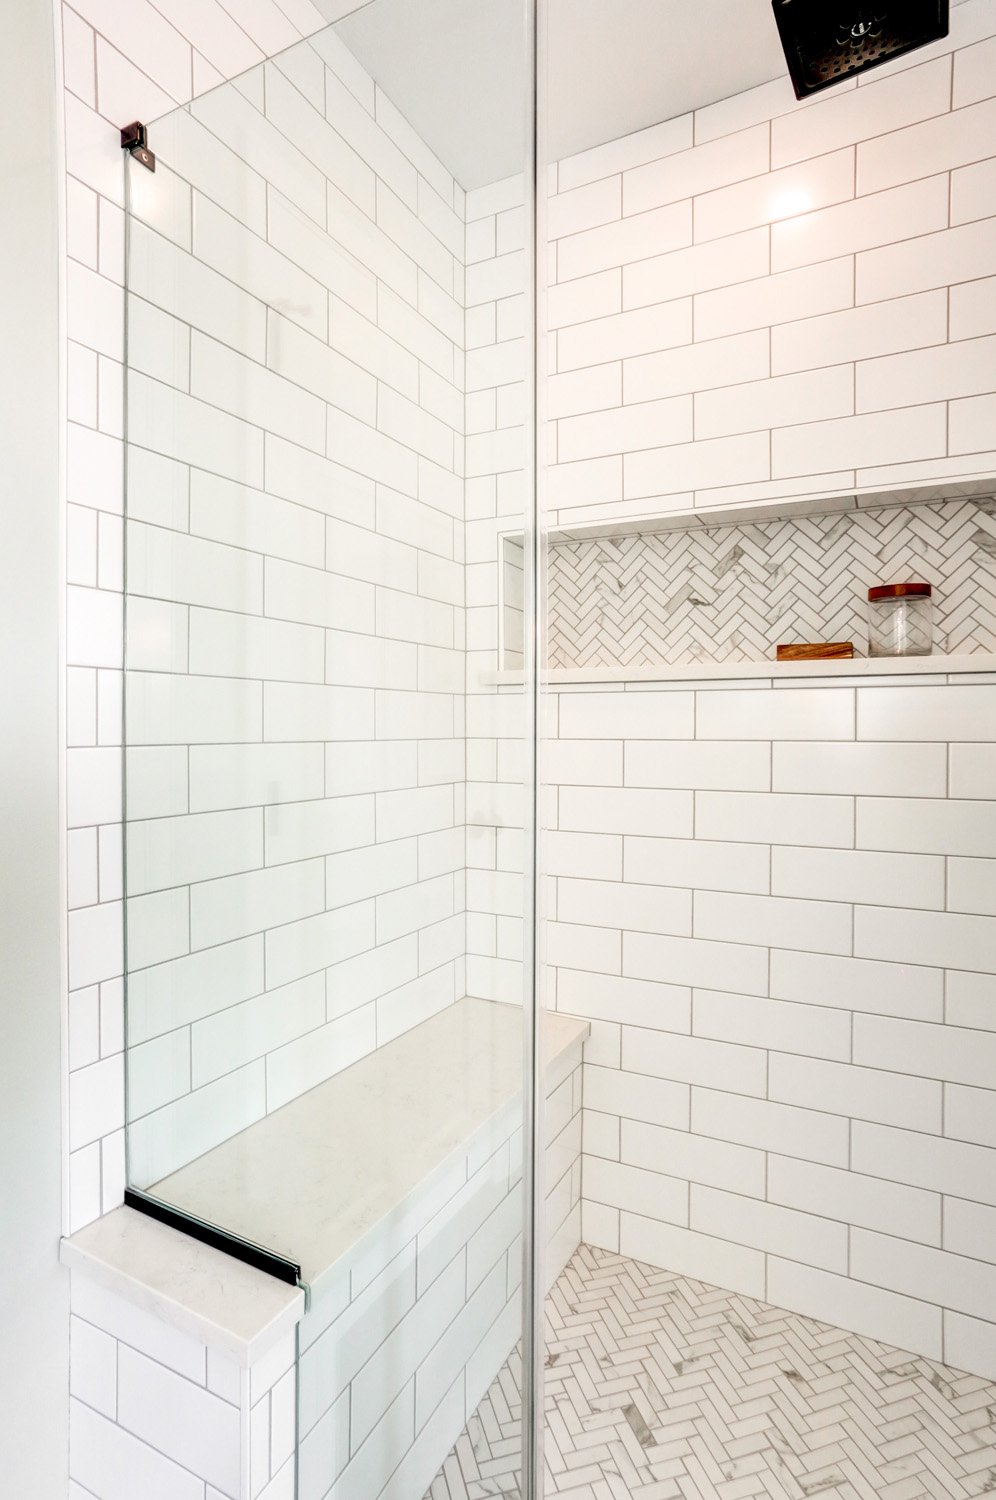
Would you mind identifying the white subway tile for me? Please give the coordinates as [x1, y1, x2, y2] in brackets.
[623, 1115, 765, 1194]
[853, 1228, 996, 1327]
[855, 904, 996, 973]
[585, 1156, 687, 1225]
[69, 1055, 124, 1152]
[545, 364, 623, 422]
[625, 330, 769, 404]
[772, 846, 944, 910]
[624, 1020, 762, 1092]
[695, 147, 854, 244]
[859, 684, 996, 741]
[697, 686, 854, 739]
[558, 877, 691, 937]
[772, 291, 949, 376]
[547, 268, 622, 329]
[625, 835, 769, 895]
[857, 219, 996, 304]
[770, 1153, 940, 1244]
[558, 201, 691, 281]
[696, 790, 854, 848]
[774, 404, 947, 478]
[858, 796, 996, 856]
[692, 1184, 847, 1272]
[952, 156, 996, 227]
[620, 1212, 765, 1298]
[558, 396, 692, 462]
[858, 333, 996, 413]
[771, 56, 952, 167]
[950, 391, 996, 454]
[693, 1087, 848, 1167]
[559, 691, 694, 739]
[855, 1014, 996, 1091]
[549, 177, 621, 239]
[945, 1082, 996, 1148]
[558, 115, 694, 193]
[698, 989, 851, 1058]
[954, 30, 996, 106]
[546, 920, 621, 975]
[774, 174, 949, 274]
[952, 275, 996, 343]
[625, 739, 770, 792]
[695, 365, 853, 439]
[559, 786, 693, 838]
[773, 740, 946, 796]
[624, 227, 770, 312]
[854, 1119, 996, 1203]
[626, 431, 771, 499]
[70, 1400, 203, 1500]
[771, 1051, 942, 1131]
[859, 94, 996, 195]
[766, 1258, 941, 1358]
[68, 902, 123, 991]
[949, 856, 996, 916]
[557, 300, 692, 372]
[544, 831, 622, 880]
[583, 1062, 689, 1128]
[627, 126, 770, 217]
[625, 930, 769, 998]
[695, 257, 854, 342]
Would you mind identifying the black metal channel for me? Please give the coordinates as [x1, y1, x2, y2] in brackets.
[124, 1188, 302, 1287]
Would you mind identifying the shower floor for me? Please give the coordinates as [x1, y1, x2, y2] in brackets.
[423, 1244, 996, 1500]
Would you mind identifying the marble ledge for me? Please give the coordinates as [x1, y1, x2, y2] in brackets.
[61, 1001, 589, 1346]
[61, 1205, 305, 1366]
[484, 654, 996, 689]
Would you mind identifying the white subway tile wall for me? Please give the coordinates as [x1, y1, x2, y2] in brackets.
[61, 0, 340, 1234]
[545, 672, 996, 1377]
[296, 1047, 582, 1500]
[108, 23, 474, 1185]
[68, 1271, 284, 1500]
[546, 3, 996, 529]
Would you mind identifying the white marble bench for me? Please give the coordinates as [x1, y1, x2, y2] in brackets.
[63, 998, 588, 1500]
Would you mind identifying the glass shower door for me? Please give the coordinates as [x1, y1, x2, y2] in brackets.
[121, 1, 543, 1495]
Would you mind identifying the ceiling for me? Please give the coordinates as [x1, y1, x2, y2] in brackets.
[322, 0, 968, 190]
[334, 0, 526, 189]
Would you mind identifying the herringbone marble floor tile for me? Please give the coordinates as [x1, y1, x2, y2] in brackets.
[423, 1245, 996, 1500]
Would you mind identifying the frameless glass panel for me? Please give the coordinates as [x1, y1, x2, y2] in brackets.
[122, 0, 542, 1494]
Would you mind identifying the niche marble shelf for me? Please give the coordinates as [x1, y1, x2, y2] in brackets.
[486, 653, 996, 687]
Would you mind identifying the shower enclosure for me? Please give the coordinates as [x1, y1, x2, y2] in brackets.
[116, 0, 996, 1495]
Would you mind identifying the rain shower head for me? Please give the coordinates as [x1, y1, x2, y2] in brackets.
[771, 1, 949, 98]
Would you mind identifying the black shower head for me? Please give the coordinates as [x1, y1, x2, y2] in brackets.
[772, 1, 950, 98]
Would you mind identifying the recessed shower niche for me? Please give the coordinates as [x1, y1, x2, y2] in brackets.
[498, 489, 996, 672]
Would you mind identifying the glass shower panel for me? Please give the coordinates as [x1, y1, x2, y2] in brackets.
[122, 0, 541, 1494]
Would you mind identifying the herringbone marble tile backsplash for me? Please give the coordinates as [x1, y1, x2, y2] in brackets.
[546, 496, 996, 668]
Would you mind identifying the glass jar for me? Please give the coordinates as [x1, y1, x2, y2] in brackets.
[867, 583, 933, 657]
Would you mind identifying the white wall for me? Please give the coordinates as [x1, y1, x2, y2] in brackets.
[118, 29, 469, 1188]
[545, 673, 996, 1377]
[545, 0, 996, 529]
[0, 0, 70, 1491]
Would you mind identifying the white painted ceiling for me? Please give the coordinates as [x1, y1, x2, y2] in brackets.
[324, 0, 968, 189]
[334, 0, 526, 190]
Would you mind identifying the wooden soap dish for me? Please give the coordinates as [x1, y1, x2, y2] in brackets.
[776, 642, 855, 661]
